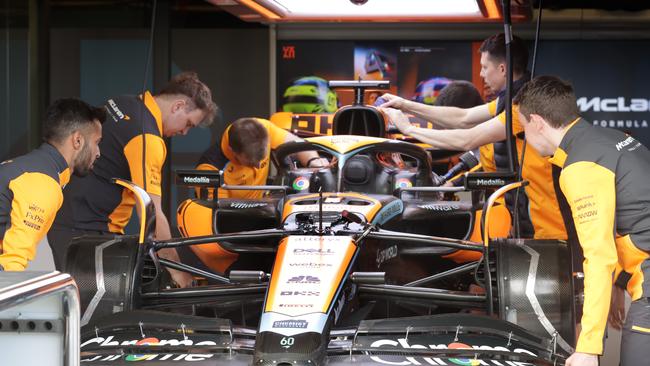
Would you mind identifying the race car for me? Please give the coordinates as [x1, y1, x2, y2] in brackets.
[69, 82, 578, 366]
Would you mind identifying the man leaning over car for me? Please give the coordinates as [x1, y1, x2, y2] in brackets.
[515, 75, 650, 366]
[195, 117, 328, 199]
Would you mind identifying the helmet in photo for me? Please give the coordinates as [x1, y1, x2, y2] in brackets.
[412, 77, 452, 105]
[282, 76, 338, 113]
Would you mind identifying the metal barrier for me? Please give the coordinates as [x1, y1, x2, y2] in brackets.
[0, 271, 80, 366]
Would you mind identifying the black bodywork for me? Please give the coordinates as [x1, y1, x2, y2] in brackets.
[70, 132, 577, 366]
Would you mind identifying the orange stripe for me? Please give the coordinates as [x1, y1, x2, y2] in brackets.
[238, 0, 280, 20]
[264, 238, 288, 311]
[114, 179, 147, 244]
[142, 91, 163, 136]
[322, 239, 356, 312]
[471, 41, 486, 101]
[483, 0, 501, 19]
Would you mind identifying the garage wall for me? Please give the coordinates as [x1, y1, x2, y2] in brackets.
[50, 27, 270, 233]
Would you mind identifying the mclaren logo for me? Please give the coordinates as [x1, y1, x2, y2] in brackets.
[615, 136, 636, 151]
[107, 99, 128, 120]
[577, 97, 650, 112]
[183, 176, 210, 184]
[230, 202, 267, 209]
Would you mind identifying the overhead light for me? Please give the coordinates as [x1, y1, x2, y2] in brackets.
[234, 0, 503, 21]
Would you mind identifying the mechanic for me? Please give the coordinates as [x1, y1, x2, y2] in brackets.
[380, 33, 566, 241]
[48, 72, 217, 288]
[196, 117, 329, 200]
[0, 99, 103, 271]
[515, 75, 650, 366]
[431, 80, 493, 183]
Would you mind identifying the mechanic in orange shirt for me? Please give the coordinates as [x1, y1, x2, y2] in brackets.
[380, 33, 566, 241]
[49, 72, 217, 287]
[0, 99, 103, 270]
[195, 117, 328, 200]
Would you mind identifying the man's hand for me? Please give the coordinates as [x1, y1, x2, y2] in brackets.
[565, 352, 598, 366]
[157, 247, 194, 288]
[167, 268, 194, 288]
[608, 285, 626, 330]
[307, 157, 330, 168]
[379, 93, 407, 109]
[381, 108, 414, 135]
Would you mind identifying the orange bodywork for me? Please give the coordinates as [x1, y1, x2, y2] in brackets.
[177, 199, 239, 273]
[443, 203, 511, 263]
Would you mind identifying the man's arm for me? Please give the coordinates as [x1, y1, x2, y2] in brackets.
[124, 134, 193, 287]
[281, 130, 328, 168]
[560, 162, 618, 357]
[131, 192, 193, 288]
[383, 108, 506, 151]
[380, 93, 493, 129]
[0, 173, 62, 271]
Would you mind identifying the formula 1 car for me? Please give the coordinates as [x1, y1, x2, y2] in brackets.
[69, 82, 578, 366]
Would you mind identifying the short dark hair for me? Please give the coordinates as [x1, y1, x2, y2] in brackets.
[479, 33, 529, 75]
[514, 75, 580, 128]
[228, 118, 269, 164]
[42, 98, 105, 145]
[434, 81, 484, 108]
[158, 71, 218, 127]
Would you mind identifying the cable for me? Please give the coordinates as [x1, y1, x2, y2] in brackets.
[140, 0, 158, 193]
[512, 0, 543, 238]
[5, 0, 10, 155]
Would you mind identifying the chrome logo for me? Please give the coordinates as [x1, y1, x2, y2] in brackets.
[125, 337, 160, 361]
[395, 178, 413, 189]
[448, 342, 481, 366]
[292, 176, 310, 191]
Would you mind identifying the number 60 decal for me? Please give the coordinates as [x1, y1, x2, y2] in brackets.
[280, 337, 295, 348]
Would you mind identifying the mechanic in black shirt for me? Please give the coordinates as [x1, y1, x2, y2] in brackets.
[514, 75, 650, 366]
[48, 72, 217, 288]
[0, 99, 103, 271]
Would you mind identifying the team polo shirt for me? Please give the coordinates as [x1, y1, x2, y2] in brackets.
[549, 118, 650, 354]
[486, 97, 567, 240]
[53, 91, 166, 234]
[196, 118, 289, 200]
[0, 144, 70, 270]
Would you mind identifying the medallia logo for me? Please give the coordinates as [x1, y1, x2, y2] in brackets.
[183, 176, 211, 184]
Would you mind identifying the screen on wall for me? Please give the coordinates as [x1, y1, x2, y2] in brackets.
[278, 39, 650, 146]
[277, 40, 476, 110]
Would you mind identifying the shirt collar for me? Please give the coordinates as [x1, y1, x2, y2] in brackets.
[141, 91, 163, 136]
[40, 143, 70, 187]
[548, 117, 583, 168]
